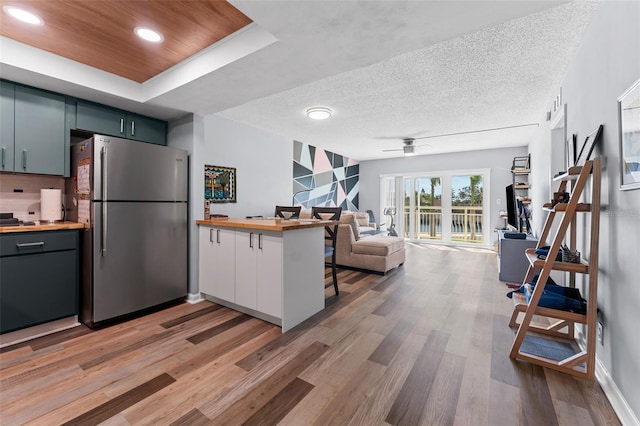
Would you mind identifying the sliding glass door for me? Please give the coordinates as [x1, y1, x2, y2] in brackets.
[382, 170, 489, 246]
[404, 177, 442, 241]
[451, 174, 484, 244]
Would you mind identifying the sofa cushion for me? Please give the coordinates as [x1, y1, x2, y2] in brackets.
[355, 212, 370, 227]
[352, 235, 404, 256]
[339, 213, 360, 240]
[299, 210, 312, 219]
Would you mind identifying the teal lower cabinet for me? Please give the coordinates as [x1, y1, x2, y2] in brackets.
[0, 230, 79, 334]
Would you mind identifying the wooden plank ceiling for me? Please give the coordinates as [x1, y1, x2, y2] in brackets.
[0, 0, 253, 83]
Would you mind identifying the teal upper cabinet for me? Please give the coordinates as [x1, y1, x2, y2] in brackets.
[125, 113, 167, 145]
[1, 81, 15, 172]
[2, 84, 66, 175]
[76, 100, 167, 145]
[14, 86, 66, 175]
[76, 100, 126, 138]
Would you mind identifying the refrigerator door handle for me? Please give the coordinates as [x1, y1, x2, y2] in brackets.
[101, 146, 108, 256]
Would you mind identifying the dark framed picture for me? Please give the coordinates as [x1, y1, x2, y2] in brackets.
[574, 125, 603, 167]
[618, 78, 640, 190]
[205, 165, 237, 203]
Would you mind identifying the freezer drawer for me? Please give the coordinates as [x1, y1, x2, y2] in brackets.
[89, 202, 187, 323]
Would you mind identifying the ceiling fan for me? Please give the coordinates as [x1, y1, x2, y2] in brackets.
[380, 123, 541, 156]
[382, 138, 430, 156]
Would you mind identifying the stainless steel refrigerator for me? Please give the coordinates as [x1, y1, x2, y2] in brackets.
[66, 134, 188, 327]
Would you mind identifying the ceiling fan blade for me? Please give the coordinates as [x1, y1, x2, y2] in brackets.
[382, 148, 403, 152]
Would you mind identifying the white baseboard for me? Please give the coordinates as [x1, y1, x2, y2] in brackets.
[576, 328, 640, 426]
[595, 357, 640, 426]
[186, 293, 204, 304]
[0, 316, 80, 348]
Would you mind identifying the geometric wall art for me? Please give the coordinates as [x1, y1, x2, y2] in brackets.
[293, 140, 359, 211]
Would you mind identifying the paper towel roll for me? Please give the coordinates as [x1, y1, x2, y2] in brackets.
[41, 189, 62, 222]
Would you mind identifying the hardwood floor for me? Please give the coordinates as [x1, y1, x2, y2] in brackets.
[0, 243, 620, 425]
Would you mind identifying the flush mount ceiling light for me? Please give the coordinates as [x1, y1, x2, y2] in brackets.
[306, 107, 332, 120]
[3, 6, 43, 25]
[134, 27, 164, 43]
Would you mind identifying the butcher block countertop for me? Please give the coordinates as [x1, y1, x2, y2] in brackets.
[196, 217, 332, 231]
[0, 221, 86, 234]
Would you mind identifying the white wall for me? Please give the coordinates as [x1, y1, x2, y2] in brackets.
[169, 114, 293, 295]
[167, 113, 204, 295]
[202, 115, 293, 217]
[359, 146, 529, 243]
[528, 1, 640, 421]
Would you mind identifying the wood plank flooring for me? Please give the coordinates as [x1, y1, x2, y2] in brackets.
[0, 243, 621, 425]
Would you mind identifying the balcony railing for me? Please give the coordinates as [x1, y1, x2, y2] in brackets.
[403, 205, 483, 243]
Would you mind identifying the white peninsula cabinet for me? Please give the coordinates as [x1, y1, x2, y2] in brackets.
[199, 226, 235, 301]
[197, 218, 329, 332]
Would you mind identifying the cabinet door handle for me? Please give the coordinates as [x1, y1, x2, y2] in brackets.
[1, 147, 5, 167]
[217, 229, 220, 244]
[209, 228, 214, 243]
[16, 241, 45, 249]
[249, 232, 254, 248]
[22, 149, 27, 170]
[120, 118, 124, 134]
[101, 146, 108, 256]
[258, 233, 263, 250]
[131, 121, 135, 136]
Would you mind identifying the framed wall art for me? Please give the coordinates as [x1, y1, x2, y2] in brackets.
[575, 125, 603, 167]
[618, 78, 640, 190]
[205, 165, 236, 202]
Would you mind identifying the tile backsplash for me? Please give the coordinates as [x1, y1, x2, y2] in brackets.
[0, 173, 65, 221]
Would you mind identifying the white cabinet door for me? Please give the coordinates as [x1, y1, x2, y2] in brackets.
[199, 227, 235, 301]
[235, 230, 257, 309]
[257, 232, 283, 318]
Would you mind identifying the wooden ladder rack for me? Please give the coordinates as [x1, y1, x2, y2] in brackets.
[509, 157, 601, 379]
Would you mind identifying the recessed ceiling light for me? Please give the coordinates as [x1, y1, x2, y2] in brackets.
[306, 107, 332, 120]
[134, 27, 163, 43]
[3, 6, 43, 25]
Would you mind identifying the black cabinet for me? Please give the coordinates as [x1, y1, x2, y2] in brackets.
[0, 230, 79, 334]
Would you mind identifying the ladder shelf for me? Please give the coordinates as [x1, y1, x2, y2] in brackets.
[508, 157, 600, 380]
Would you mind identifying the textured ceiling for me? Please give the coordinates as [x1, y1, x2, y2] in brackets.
[217, 1, 597, 160]
[0, 0, 598, 161]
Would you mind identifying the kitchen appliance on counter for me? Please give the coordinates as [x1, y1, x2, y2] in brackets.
[66, 135, 188, 327]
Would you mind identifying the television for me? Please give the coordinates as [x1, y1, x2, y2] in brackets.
[505, 184, 519, 231]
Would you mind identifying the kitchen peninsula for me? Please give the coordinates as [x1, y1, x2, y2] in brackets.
[197, 217, 331, 332]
